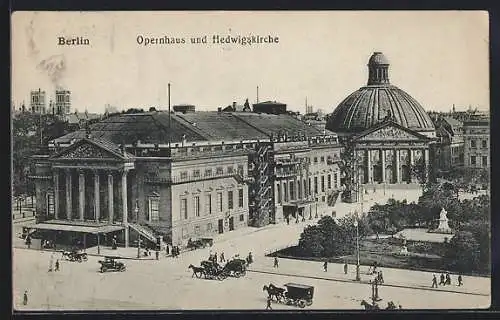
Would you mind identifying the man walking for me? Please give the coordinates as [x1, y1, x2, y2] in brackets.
[458, 274, 463, 286]
[55, 259, 60, 272]
[274, 257, 279, 268]
[323, 261, 328, 272]
[431, 274, 438, 288]
[344, 262, 348, 275]
[23, 290, 28, 306]
[220, 252, 225, 263]
[439, 273, 445, 285]
[266, 296, 273, 310]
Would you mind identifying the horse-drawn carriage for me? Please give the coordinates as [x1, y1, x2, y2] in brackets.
[189, 258, 248, 280]
[186, 238, 214, 250]
[263, 283, 314, 308]
[62, 250, 88, 262]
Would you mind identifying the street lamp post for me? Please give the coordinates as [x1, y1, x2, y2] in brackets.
[353, 218, 360, 281]
[135, 201, 140, 258]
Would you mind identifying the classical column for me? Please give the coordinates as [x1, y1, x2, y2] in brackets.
[108, 172, 114, 224]
[424, 148, 430, 182]
[395, 150, 401, 183]
[409, 149, 415, 183]
[94, 171, 100, 222]
[366, 150, 373, 183]
[78, 170, 85, 221]
[121, 169, 129, 248]
[381, 149, 386, 183]
[53, 169, 60, 220]
[65, 169, 72, 220]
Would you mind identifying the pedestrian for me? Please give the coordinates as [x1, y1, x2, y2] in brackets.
[274, 256, 279, 268]
[286, 217, 290, 225]
[323, 261, 328, 272]
[48, 254, 54, 272]
[26, 235, 31, 249]
[439, 273, 445, 285]
[247, 252, 253, 264]
[166, 244, 170, 256]
[220, 252, 225, 263]
[378, 270, 384, 284]
[214, 252, 218, 263]
[343, 262, 348, 275]
[155, 251, 159, 260]
[458, 274, 463, 286]
[432, 274, 438, 288]
[446, 273, 451, 286]
[55, 259, 60, 272]
[266, 296, 272, 310]
[23, 290, 28, 306]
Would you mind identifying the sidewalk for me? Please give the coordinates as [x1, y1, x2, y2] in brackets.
[248, 257, 490, 297]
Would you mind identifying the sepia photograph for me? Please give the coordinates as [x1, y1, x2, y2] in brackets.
[11, 11, 490, 311]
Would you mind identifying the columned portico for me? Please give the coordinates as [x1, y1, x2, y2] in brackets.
[381, 149, 386, 183]
[366, 150, 373, 183]
[108, 172, 114, 224]
[121, 169, 129, 247]
[94, 171, 100, 221]
[395, 149, 401, 183]
[53, 170, 60, 220]
[65, 169, 72, 220]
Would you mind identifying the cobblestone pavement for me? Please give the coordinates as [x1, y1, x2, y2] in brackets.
[12, 187, 491, 310]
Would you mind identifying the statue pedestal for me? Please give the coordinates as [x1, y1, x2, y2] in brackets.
[431, 208, 453, 234]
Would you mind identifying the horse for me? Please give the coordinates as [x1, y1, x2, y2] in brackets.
[263, 284, 286, 302]
[188, 264, 205, 278]
[361, 300, 380, 310]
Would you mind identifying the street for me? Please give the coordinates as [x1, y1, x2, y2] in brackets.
[12, 187, 491, 310]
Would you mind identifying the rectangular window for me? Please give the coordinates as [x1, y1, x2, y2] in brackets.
[314, 177, 318, 194]
[217, 192, 223, 212]
[204, 169, 212, 177]
[320, 156, 325, 163]
[334, 173, 338, 188]
[284, 183, 288, 202]
[194, 226, 200, 235]
[180, 198, 188, 220]
[180, 171, 188, 180]
[207, 223, 212, 231]
[193, 170, 200, 178]
[308, 178, 312, 195]
[321, 176, 325, 192]
[277, 184, 282, 204]
[238, 189, 244, 207]
[228, 190, 234, 210]
[216, 167, 224, 175]
[205, 194, 212, 215]
[290, 181, 295, 200]
[327, 174, 332, 189]
[482, 140, 487, 148]
[240, 214, 244, 222]
[322, 196, 326, 202]
[314, 157, 318, 164]
[482, 156, 488, 166]
[47, 193, 55, 217]
[298, 181, 302, 199]
[471, 156, 476, 166]
[194, 196, 200, 217]
[237, 165, 244, 176]
[149, 197, 160, 222]
[471, 140, 476, 148]
[227, 166, 234, 174]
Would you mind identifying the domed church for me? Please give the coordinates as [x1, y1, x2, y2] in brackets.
[326, 52, 436, 185]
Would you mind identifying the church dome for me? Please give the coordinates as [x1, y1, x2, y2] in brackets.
[326, 52, 435, 136]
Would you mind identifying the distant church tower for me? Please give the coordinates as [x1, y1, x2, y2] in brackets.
[30, 89, 46, 114]
[55, 88, 71, 115]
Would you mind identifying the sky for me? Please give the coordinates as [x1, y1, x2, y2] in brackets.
[11, 11, 489, 114]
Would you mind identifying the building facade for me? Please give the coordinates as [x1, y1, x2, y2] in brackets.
[55, 89, 71, 115]
[463, 118, 490, 169]
[434, 116, 465, 172]
[30, 110, 342, 248]
[326, 52, 437, 192]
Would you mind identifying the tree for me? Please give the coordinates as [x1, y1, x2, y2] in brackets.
[446, 231, 481, 272]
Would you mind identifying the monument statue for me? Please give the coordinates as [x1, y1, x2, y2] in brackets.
[436, 208, 452, 233]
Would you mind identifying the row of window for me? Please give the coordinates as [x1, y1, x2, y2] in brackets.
[277, 173, 339, 203]
[180, 165, 244, 180]
[180, 214, 245, 238]
[180, 189, 244, 220]
[469, 139, 488, 149]
[470, 155, 488, 167]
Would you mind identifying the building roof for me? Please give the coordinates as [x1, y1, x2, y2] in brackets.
[52, 111, 331, 145]
[326, 53, 435, 135]
[66, 113, 102, 124]
[442, 116, 463, 127]
[253, 101, 286, 106]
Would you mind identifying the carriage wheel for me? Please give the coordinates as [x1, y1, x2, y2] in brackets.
[234, 271, 241, 278]
[241, 270, 246, 276]
[298, 300, 306, 308]
[100, 267, 106, 273]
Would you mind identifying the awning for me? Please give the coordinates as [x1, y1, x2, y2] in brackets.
[283, 200, 315, 209]
[29, 223, 125, 234]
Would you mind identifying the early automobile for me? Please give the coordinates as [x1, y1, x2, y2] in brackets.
[62, 250, 88, 262]
[187, 238, 214, 250]
[283, 283, 314, 308]
[98, 256, 126, 273]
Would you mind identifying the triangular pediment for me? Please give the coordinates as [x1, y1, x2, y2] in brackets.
[51, 139, 125, 160]
[353, 121, 431, 142]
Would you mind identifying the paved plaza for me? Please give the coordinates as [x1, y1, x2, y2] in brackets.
[12, 187, 491, 311]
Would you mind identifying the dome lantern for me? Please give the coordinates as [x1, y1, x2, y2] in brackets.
[367, 52, 390, 86]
